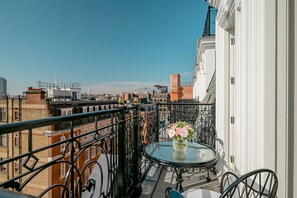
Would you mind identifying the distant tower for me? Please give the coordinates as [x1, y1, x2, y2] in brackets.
[0, 77, 7, 96]
[170, 74, 182, 101]
[170, 74, 193, 101]
[54, 77, 59, 88]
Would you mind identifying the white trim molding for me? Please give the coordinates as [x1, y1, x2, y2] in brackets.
[193, 36, 216, 102]
[217, 0, 235, 31]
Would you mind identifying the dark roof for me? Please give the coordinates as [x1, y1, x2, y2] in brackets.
[49, 100, 118, 107]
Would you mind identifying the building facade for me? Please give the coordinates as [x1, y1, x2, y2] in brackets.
[0, 87, 118, 197]
[170, 74, 193, 102]
[193, 6, 217, 103]
[192, 36, 216, 102]
[0, 77, 7, 96]
[37, 80, 81, 101]
[208, 0, 297, 197]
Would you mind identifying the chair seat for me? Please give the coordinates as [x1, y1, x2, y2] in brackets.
[181, 189, 221, 198]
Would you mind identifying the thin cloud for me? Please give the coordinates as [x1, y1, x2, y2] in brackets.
[180, 71, 192, 77]
[82, 81, 169, 94]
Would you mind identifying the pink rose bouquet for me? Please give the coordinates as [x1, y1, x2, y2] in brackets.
[167, 121, 194, 142]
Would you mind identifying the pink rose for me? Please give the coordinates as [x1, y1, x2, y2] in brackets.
[175, 128, 182, 136]
[180, 128, 189, 138]
[167, 128, 176, 138]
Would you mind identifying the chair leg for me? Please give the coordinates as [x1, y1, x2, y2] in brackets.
[175, 169, 184, 192]
[206, 170, 211, 182]
[165, 187, 172, 198]
[212, 167, 217, 175]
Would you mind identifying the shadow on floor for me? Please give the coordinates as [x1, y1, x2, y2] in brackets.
[141, 167, 220, 198]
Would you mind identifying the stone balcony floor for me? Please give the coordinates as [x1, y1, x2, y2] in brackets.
[141, 166, 220, 198]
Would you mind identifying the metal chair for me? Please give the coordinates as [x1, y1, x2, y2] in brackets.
[220, 168, 278, 197]
[168, 168, 278, 198]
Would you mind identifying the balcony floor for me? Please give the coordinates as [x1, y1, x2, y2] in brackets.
[141, 166, 220, 198]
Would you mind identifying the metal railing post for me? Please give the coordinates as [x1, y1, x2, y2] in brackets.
[133, 105, 140, 181]
[69, 122, 75, 198]
[117, 107, 126, 198]
[155, 104, 159, 142]
[212, 103, 216, 127]
[129, 105, 142, 197]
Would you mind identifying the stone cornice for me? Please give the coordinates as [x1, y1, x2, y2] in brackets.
[193, 36, 215, 81]
[217, 0, 235, 30]
[196, 36, 215, 66]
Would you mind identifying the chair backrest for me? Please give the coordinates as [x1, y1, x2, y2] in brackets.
[220, 171, 239, 193]
[220, 169, 278, 198]
[169, 189, 185, 198]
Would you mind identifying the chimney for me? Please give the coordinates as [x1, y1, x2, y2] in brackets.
[25, 87, 46, 103]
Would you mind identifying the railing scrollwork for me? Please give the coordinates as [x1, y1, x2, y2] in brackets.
[0, 102, 215, 197]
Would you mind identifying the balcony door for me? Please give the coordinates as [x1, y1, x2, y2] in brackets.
[228, 34, 235, 172]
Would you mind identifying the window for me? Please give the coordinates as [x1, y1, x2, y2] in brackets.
[61, 108, 72, 116]
[0, 158, 7, 172]
[14, 134, 19, 147]
[0, 108, 7, 122]
[14, 161, 19, 172]
[83, 107, 88, 113]
[72, 92, 77, 99]
[61, 163, 66, 177]
[61, 136, 66, 152]
[0, 135, 7, 147]
[91, 146, 96, 158]
[85, 168, 89, 182]
[14, 110, 19, 121]
[85, 149, 90, 162]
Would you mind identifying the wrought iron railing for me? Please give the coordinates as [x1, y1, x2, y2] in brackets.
[202, 6, 218, 36]
[0, 103, 215, 198]
[156, 103, 216, 147]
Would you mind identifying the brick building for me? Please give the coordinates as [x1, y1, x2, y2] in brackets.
[170, 74, 193, 101]
[0, 87, 117, 197]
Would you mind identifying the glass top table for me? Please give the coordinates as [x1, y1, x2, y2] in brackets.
[144, 141, 218, 192]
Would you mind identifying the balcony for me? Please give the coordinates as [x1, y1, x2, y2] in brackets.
[0, 102, 215, 198]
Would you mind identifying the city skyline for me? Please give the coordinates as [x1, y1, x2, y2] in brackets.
[0, 0, 208, 95]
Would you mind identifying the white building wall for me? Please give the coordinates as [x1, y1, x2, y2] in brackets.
[209, 0, 297, 196]
[204, 49, 215, 89]
[212, 0, 276, 174]
[233, 0, 276, 173]
[214, 23, 230, 174]
[192, 37, 215, 102]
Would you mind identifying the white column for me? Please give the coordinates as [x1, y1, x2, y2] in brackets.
[292, 1, 297, 197]
[215, 23, 230, 174]
[276, 0, 287, 197]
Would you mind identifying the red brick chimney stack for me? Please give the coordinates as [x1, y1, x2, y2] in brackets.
[25, 87, 46, 103]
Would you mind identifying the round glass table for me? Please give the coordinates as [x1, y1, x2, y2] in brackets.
[144, 141, 218, 192]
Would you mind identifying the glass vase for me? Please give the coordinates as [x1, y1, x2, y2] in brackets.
[172, 138, 188, 151]
[173, 150, 187, 162]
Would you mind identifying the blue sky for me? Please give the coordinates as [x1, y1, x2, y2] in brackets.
[0, 0, 208, 95]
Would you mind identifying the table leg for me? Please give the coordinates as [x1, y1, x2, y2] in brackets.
[174, 168, 184, 192]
